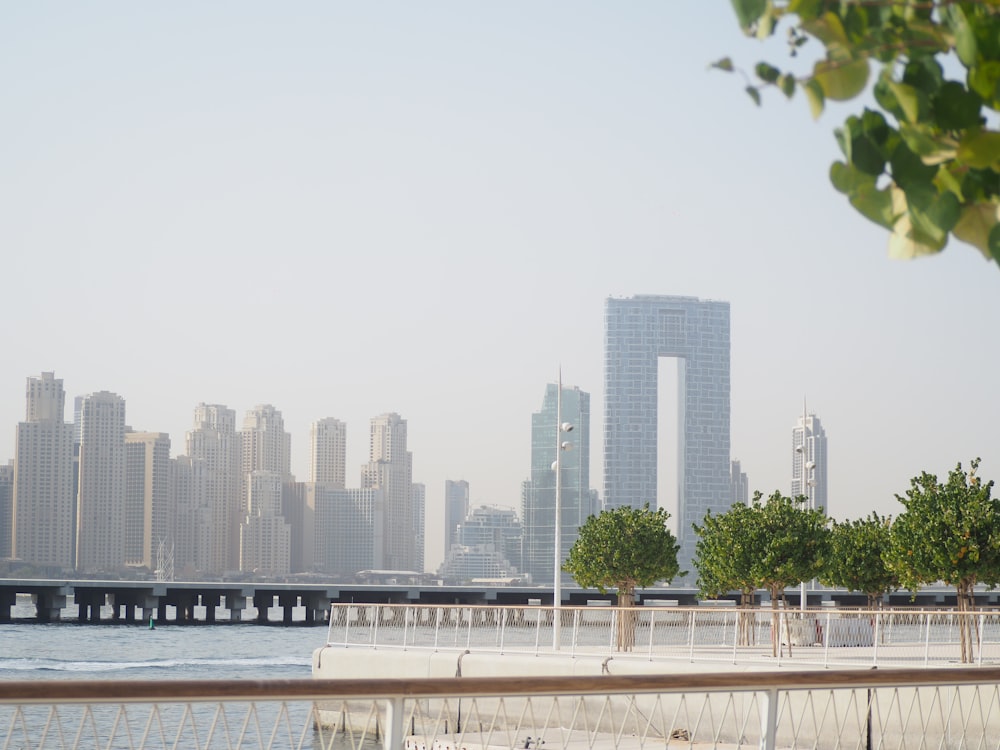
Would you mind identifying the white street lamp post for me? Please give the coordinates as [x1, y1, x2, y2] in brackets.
[552, 369, 573, 650]
[796, 403, 816, 612]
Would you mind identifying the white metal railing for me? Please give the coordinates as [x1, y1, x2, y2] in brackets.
[326, 603, 1000, 667]
[4, 669, 1000, 749]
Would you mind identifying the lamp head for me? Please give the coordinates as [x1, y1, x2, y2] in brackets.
[561, 422, 574, 433]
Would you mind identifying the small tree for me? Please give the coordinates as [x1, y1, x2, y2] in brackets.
[692, 501, 762, 645]
[693, 491, 830, 656]
[820, 513, 899, 609]
[563, 504, 680, 651]
[886, 458, 1000, 663]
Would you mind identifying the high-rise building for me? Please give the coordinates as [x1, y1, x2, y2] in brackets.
[170, 454, 209, 577]
[310, 418, 346, 487]
[239, 405, 294, 575]
[604, 295, 731, 577]
[411, 482, 425, 573]
[310, 486, 384, 576]
[361, 413, 414, 571]
[186, 404, 241, 573]
[792, 407, 828, 514]
[12, 373, 74, 570]
[438, 504, 522, 583]
[241, 404, 292, 480]
[75, 390, 127, 573]
[521, 382, 591, 585]
[239, 470, 291, 576]
[0, 461, 14, 561]
[730, 460, 749, 506]
[124, 431, 171, 570]
[444, 479, 470, 549]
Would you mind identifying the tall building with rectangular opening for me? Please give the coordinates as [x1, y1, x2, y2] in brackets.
[604, 295, 730, 576]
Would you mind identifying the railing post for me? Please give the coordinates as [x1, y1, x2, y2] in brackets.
[759, 687, 778, 750]
[924, 611, 932, 668]
[384, 695, 405, 750]
[572, 608, 581, 657]
[403, 606, 410, 651]
[373, 605, 381, 649]
[499, 607, 506, 654]
[822, 612, 830, 668]
[648, 609, 656, 660]
[731, 610, 739, 665]
[434, 607, 441, 652]
[977, 611, 985, 667]
[534, 607, 542, 655]
[688, 609, 696, 662]
[466, 607, 473, 650]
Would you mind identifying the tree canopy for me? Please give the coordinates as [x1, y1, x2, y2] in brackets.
[722, 0, 1000, 264]
[563, 504, 680, 606]
[820, 513, 899, 607]
[886, 458, 1000, 661]
[693, 490, 830, 606]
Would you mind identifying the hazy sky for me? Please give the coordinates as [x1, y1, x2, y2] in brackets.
[3, 3, 997, 571]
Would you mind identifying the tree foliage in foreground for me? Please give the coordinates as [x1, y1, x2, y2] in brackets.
[885, 458, 1000, 662]
[820, 513, 899, 608]
[693, 491, 830, 654]
[564, 504, 681, 606]
[721, 0, 1000, 264]
[564, 504, 680, 652]
[694, 490, 830, 605]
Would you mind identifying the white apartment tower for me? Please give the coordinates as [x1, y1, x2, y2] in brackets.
[310, 418, 346, 486]
[185, 404, 241, 574]
[240, 405, 293, 574]
[241, 405, 292, 479]
[124, 431, 172, 570]
[13, 373, 74, 570]
[240, 470, 291, 576]
[792, 406, 829, 514]
[361, 413, 414, 571]
[76, 391, 127, 572]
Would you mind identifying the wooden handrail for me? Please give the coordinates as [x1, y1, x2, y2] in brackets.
[3, 667, 1000, 705]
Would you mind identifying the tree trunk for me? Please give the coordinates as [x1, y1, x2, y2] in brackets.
[738, 588, 756, 646]
[616, 588, 637, 652]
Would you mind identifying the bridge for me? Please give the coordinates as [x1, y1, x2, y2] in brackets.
[2, 578, 996, 625]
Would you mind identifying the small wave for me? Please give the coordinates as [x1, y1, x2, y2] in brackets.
[0, 655, 310, 673]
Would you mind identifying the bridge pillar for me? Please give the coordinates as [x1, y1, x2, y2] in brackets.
[202, 594, 220, 623]
[303, 593, 331, 624]
[34, 592, 66, 622]
[278, 593, 297, 625]
[226, 593, 246, 622]
[140, 594, 159, 625]
[254, 594, 274, 623]
[0, 590, 14, 622]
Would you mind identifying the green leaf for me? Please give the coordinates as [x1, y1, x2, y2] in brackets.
[905, 182, 960, 247]
[968, 61, 1000, 107]
[944, 5, 978, 68]
[800, 11, 849, 47]
[778, 74, 796, 99]
[804, 78, 825, 118]
[989, 223, 1000, 262]
[890, 141, 938, 189]
[710, 57, 734, 73]
[953, 202, 1000, 259]
[957, 130, 1000, 169]
[831, 162, 895, 230]
[899, 123, 957, 165]
[886, 80, 921, 124]
[731, 0, 767, 32]
[755, 62, 781, 84]
[931, 81, 983, 130]
[813, 57, 870, 101]
[745, 86, 761, 106]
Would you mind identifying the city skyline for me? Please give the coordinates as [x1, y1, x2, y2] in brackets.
[3, 4, 998, 573]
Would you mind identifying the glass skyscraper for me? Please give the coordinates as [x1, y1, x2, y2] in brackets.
[604, 295, 731, 577]
[521, 382, 592, 585]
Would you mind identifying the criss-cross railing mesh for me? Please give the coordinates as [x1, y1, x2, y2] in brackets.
[4, 670, 1000, 750]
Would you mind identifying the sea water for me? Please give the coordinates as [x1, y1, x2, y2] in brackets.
[0, 595, 335, 749]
